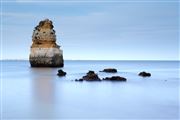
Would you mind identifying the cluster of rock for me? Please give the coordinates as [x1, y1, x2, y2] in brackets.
[75, 68, 127, 82]
[28, 19, 152, 81]
[56, 68, 151, 82]
[29, 19, 64, 67]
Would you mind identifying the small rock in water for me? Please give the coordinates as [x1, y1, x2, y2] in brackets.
[83, 71, 101, 81]
[100, 68, 117, 73]
[103, 76, 127, 81]
[138, 71, 151, 77]
[57, 69, 66, 76]
[75, 70, 101, 81]
[75, 79, 83, 82]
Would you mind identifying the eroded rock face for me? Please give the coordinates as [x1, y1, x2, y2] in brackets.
[29, 19, 64, 67]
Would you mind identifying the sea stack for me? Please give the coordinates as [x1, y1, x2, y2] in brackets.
[29, 19, 64, 67]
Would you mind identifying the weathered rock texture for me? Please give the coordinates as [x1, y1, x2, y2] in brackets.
[29, 19, 64, 67]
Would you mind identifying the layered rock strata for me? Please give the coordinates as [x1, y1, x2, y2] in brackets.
[29, 19, 64, 67]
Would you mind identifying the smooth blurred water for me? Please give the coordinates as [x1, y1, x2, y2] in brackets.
[1, 60, 179, 119]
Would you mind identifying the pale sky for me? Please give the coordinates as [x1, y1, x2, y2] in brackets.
[1, 0, 179, 60]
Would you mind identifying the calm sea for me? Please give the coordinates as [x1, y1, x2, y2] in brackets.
[0, 60, 179, 119]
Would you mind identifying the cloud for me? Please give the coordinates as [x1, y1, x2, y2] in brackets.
[0, 12, 35, 18]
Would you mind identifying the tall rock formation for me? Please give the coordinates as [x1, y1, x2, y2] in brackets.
[29, 19, 64, 67]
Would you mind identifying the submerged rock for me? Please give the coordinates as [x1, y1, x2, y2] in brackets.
[29, 19, 64, 67]
[75, 79, 83, 82]
[76, 71, 101, 81]
[103, 76, 127, 81]
[138, 71, 151, 77]
[100, 68, 117, 73]
[57, 69, 66, 76]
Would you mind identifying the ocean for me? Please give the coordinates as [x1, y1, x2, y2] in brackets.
[0, 60, 179, 119]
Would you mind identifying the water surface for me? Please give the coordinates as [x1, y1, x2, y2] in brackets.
[1, 60, 179, 119]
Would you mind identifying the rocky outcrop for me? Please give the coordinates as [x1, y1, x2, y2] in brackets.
[100, 68, 117, 73]
[57, 69, 66, 76]
[29, 19, 64, 67]
[138, 71, 151, 77]
[103, 76, 127, 81]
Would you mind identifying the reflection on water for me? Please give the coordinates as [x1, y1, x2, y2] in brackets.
[31, 68, 55, 103]
[30, 68, 56, 118]
[1, 60, 179, 119]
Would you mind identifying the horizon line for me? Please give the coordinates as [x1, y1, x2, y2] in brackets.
[0, 59, 179, 61]
[2, 0, 180, 3]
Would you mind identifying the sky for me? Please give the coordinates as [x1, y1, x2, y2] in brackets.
[0, 0, 179, 60]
